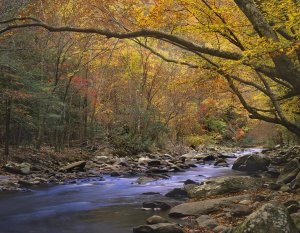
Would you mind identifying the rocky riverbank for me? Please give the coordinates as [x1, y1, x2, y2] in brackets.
[132, 145, 300, 233]
[1, 145, 299, 233]
[0, 145, 239, 192]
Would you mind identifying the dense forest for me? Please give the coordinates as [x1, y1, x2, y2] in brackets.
[0, 0, 299, 158]
[0, 1, 300, 233]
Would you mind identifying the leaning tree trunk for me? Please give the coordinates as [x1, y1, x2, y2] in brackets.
[234, 0, 300, 92]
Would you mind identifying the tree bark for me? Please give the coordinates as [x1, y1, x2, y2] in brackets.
[4, 98, 12, 158]
[234, 0, 300, 92]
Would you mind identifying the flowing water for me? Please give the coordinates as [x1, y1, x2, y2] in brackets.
[0, 148, 261, 233]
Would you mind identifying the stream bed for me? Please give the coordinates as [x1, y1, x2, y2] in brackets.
[0, 148, 261, 233]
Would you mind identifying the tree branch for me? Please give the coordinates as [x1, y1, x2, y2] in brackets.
[0, 22, 243, 60]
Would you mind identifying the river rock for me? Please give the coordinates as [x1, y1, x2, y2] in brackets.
[59, 161, 86, 172]
[196, 215, 218, 229]
[133, 223, 183, 233]
[225, 203, 252, 217]
[277, 158, 300, 184]
[214, 158, 228, 166]
[142, 201, 171, 210]
[184, 179, 199, 185]
[232, 153, 270, 172]
[165, 188, 188, 199]
[185, 176, 262, 199]
[4, 162, 31, 175]
[213, 225, 231, 233]
[148, 160, 162, 166]
[138, 157, 151, 165]
[233, 202, 298, 233]
[180, 151, 197, 161]
[146, 215, 168, 225]
[94, 155, 110, 163]
[136, 176, 158, 184]
[169, 194, 250, 217]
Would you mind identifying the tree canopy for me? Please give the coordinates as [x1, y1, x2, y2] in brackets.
[0, 0, 299, 155]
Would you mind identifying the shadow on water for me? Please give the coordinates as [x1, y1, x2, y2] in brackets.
[0, 148, 261, 233]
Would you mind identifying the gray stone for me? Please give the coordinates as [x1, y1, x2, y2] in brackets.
[146, 215, 168, 225]
[196, 215, 218, 229]
[169, 195, 250, 218]
[4, 162, 31, 175]
[232, 153, 270, 172]
[59, 161, 86, 172]
[138, 157, 151, 165]
[226, 204, 252, 217]
[136, 176, 158, 184]
[277, 158, 300, 184]
[165, 188, 187, 199]
[133, 223, 183, 233]
[185, 176, 262, 199]
[213, 225, 231, 233]
[233, 203, 298, 233]
[94, 155, 110, 163]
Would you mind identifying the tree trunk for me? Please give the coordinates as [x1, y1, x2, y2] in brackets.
[234, 0, 300, 91]
[4, 98, 12, 158]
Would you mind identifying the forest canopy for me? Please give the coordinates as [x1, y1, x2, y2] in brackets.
[0, 0, 299, 156]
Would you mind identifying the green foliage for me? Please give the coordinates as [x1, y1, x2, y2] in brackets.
[204, 117, 227, 134]
[185, 134, 219, 147]
[110, 127, 152, 155]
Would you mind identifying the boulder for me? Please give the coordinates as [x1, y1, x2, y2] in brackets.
[148, 160, 162, 166]
[277, 158, 300, 184]
[133, 223, 183, 233]
[59, 161, 86, 172]
[203, 155, 216, 162]
[169, 195, 250, 218]
[110, 171, 121, 177]
[185, 176, 262, 199]
[4, 162, 31, 175]
[225, 204, 252, 217]
[213, 225, 231, 233]
[146, 215, 168, 225]
[214, 158, 228, 166]
[196, 215, 218, 229]
[165, 188, 188, 199]
[180, 151, 197, 161]
[233, 203, 298, 233]
[138, 157, 151, 165]
[232, 153, 270, 172]
[184, 179, 199, 185]
[136, 176, 158, 184]
[266, 166, 280, 178]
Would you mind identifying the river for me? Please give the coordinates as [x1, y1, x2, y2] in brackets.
[0, 148, 261, 233]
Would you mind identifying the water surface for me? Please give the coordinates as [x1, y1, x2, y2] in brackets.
[0, 148, 261, 233]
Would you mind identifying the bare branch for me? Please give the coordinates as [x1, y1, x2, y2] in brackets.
[0, 17, 41, 24]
